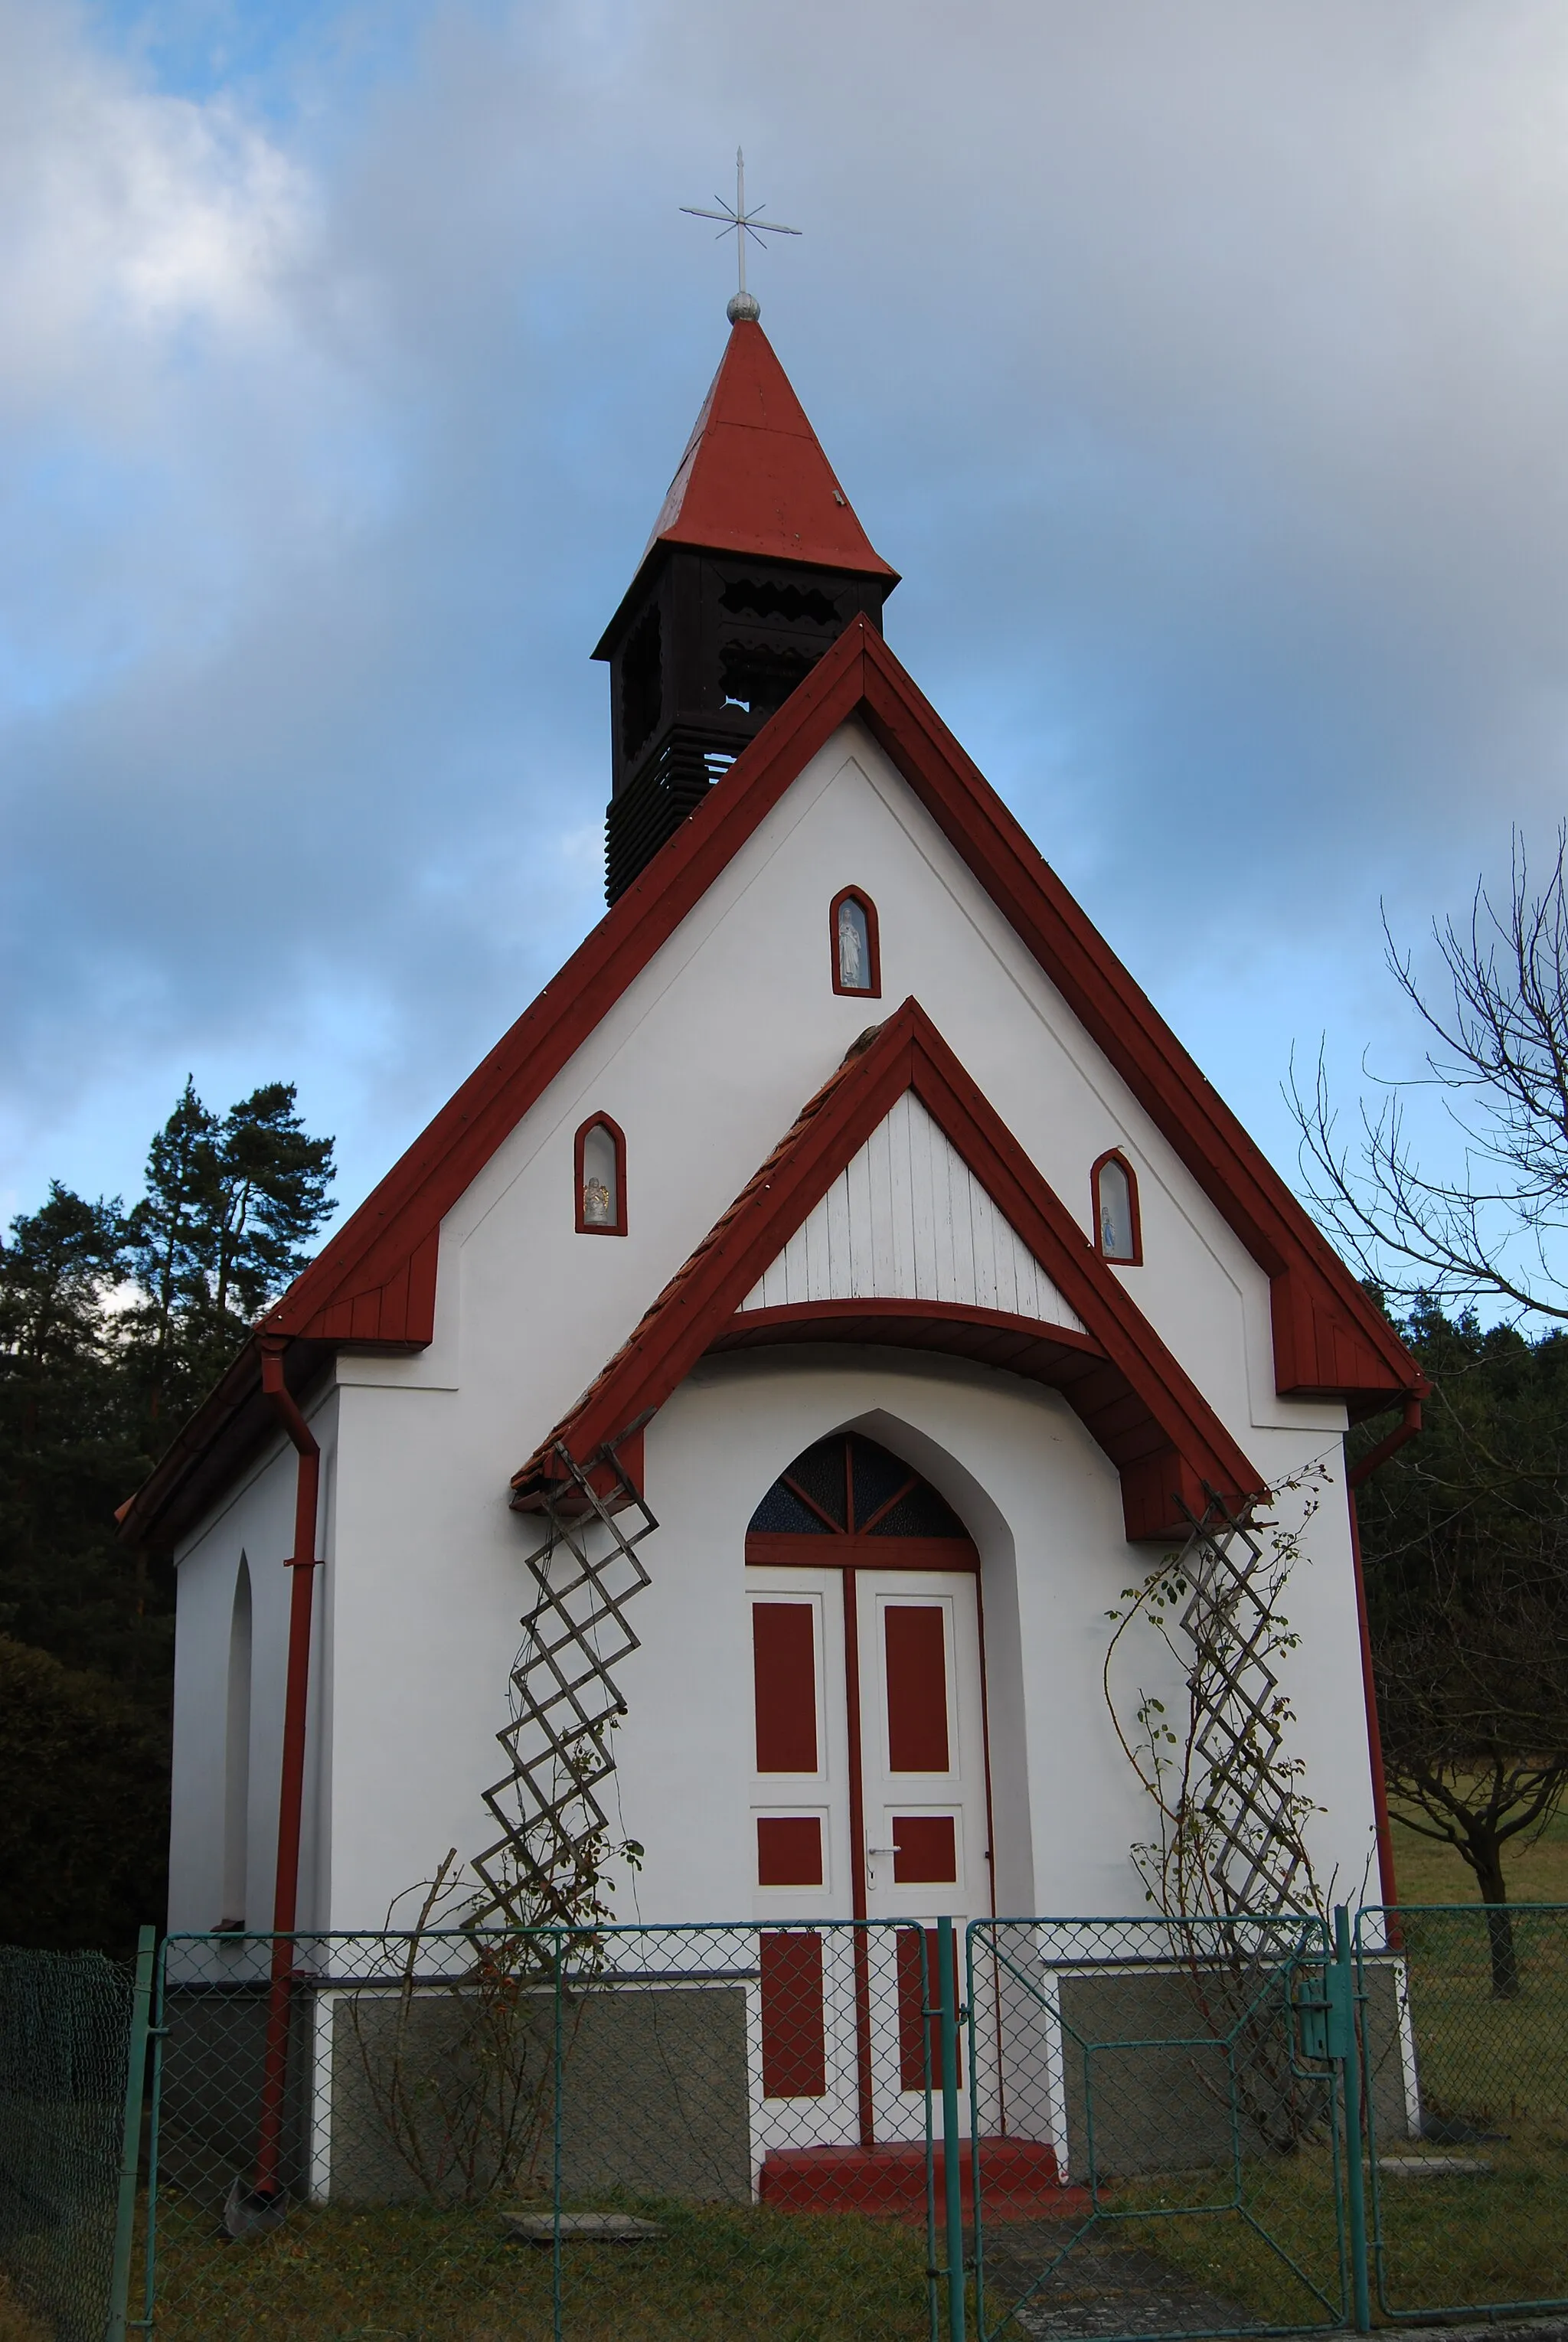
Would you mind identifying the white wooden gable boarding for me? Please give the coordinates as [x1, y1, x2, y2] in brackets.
[740, 1089, 1084, 1330]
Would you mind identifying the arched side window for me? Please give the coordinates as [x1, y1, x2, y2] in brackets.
[575, 1114, 627, 1236]
[219, 1556, 253, 1931]
[1092, 1149, 1142, 1266]
[830, 888, 881, 998]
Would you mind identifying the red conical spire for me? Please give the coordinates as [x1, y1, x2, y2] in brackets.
[645, 320, 896, 578]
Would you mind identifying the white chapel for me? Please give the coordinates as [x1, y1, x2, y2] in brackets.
[125, 305, 1421, 2035]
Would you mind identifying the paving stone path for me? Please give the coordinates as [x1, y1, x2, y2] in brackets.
[975, 2220, 1253, 2339]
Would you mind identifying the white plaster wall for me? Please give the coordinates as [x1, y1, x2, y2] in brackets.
[609, 1354, 1380, 1923]
[322, 1380, 524, 1930]
[167, 1388, 337, 1936]
[350, 719, 1347, 1460]
[320, 1347, 1376, 1932]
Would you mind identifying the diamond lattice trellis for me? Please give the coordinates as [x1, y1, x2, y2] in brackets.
[1176, 1499, 1309, 1917]
[475, 1445, 656, 1928]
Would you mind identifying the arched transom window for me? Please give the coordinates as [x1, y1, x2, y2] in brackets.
[747, 1432, 972, 1554]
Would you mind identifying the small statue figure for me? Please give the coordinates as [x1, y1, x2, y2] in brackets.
[838, 898, 868, 990]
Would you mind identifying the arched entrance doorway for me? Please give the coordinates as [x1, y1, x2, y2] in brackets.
[746, 1431, 992, 2147]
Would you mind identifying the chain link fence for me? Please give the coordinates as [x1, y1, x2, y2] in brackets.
[145, 1922, 962, 2340]
[965, 1915, 1356, 2340]
[10, 1902, 1536, 2339]
[0, 1941, 147, 2342]
[1357, 1902, 1568, 2324]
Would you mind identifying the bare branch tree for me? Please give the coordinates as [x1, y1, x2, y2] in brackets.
[1294, 834, 1568, 1977]
[1291, 827, 1568, 1324]
[1355, 1300, 1568, 1994]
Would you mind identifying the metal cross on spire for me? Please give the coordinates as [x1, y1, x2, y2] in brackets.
[681, 148, 800, 325]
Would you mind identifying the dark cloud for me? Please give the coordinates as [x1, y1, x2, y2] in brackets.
[5, 0, 1567, 1221]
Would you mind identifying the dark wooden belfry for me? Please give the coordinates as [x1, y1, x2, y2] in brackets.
[593, 319, 898, 903]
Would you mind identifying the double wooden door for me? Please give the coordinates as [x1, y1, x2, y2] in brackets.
[745, 1435, 991, 2144]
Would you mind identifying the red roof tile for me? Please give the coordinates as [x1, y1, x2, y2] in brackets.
[646, 321, 896, 577]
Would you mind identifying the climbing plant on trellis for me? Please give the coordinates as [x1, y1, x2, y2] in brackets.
[1105, 1478, 1327, 1922]
[1102, 1476, 1333, 2147]
[475, 1444, 655, 1930]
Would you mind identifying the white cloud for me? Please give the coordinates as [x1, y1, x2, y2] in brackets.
[6, 0, 1568, 1225]
[0, 4, 316, 408]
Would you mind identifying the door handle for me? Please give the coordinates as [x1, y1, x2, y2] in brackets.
[867, 1843, 901, 1883]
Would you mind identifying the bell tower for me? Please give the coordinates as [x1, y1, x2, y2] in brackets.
[593, 314, 898, 902]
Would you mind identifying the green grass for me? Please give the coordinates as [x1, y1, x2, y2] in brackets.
[144, 2194, 932, 2340]
[975, 1877, 1568, 2334]
[1105, 2154, 1348, 2329]
[1381, 1905, 1568, 2138]
[1389, 1795, 1568, 1906]
[0, 2274, 49, 2342]
[1099, 2128, 1568, 2329]
[1079, 1889, 1568, 2331]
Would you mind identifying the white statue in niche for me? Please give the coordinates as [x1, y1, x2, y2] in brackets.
[580, 1122, 618, 1229]
[1097, 1158, 1134, 1259]
[836, 896, 871, 990]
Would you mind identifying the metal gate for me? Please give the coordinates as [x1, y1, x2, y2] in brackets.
[965, 1913, 1354, 2341]
[1355, 1902, 1568, 2328]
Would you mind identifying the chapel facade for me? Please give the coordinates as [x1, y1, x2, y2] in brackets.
[126, 312, 1420, 2000]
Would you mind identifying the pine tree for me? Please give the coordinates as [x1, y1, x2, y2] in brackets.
[125, 1078, 335, 1423]
[211, 1083, 336, 1330]
[0, 1079, 335, 1946]
[0, 1635, 171, 1952]
[124, 1077, 222, 1424]
[0, 1184, 157, 1681]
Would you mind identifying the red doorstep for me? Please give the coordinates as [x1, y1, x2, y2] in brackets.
[758, 2138, 1089, 2222]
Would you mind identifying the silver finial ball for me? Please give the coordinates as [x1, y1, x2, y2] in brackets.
[727, 289, 760, 325]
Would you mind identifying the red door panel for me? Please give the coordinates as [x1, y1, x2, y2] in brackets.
[761, 1930, 827, 2097]
[892, 1815, 957, 1883]
[884, 1604, 949, 1772]
[896, 1926, 961, 2091]
[753, 1602, 818, 1773]
[757, 1815, 824, 1886]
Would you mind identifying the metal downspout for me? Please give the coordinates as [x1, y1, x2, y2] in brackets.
[253, 1334, 323, 2200]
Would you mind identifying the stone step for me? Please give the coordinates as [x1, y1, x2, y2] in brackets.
[760, 2137, 1090, 2220]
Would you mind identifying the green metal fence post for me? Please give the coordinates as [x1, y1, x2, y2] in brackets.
[937, 1914, 966, 2342]
[1333, 1904, 1371, 2334]
[104, 1926, 155, 2342]
[963, 1924, 988, 2342]
[551, 1932, 564, 2342]
[922, 1929, 941, 2342]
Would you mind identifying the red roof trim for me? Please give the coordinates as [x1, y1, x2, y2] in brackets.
[508, 1000, 1268, 1541]
[721, 1296, 1105, 1364]
[258, 625, 885, 1350]
[122, 612, 1416, 1546]
[262, 615, 1412, 1399]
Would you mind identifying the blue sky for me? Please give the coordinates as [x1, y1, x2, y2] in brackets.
[5, 0, 1568, 1246]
